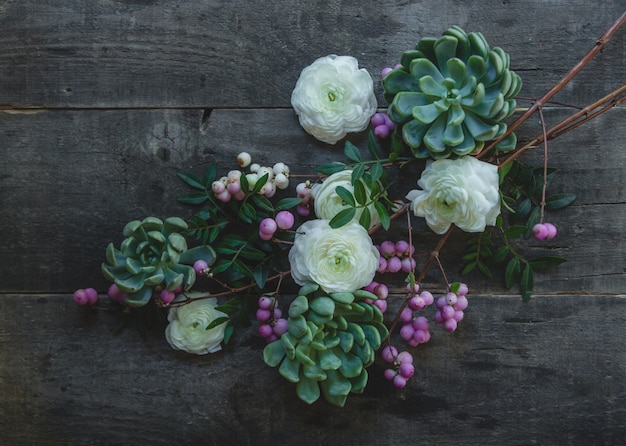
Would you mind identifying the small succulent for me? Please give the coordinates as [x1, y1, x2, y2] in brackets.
[101, 216, 216, 307]
[383, 26, 522, 159]
[263, 283, 388, 407]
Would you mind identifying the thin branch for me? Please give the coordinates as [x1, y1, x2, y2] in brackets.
[478, 10, 626, 157]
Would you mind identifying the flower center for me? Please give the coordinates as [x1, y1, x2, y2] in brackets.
[328, 92, 336, 102]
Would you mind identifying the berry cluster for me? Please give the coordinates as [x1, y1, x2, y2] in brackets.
[381, 345, 415, 388]
[72, 287, 98, 306]
[362, 281, 389, 313]
[399, 284, 435, 346]
[295, 181, 312, 217]
[258, 211, 295, 241]
[532, 222, 557, 241]
[211, 152, 290, 202]
[375, 240, 416, 274]
[433, 283, 469, 333]
[256, 296, 288, 343]
[370, 112, 396, 139]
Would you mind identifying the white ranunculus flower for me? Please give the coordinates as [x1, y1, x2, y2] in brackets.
[406, 156, 500, 234]
[288, 219, 379, 293]
[310, 170, 380, 229]
[165, 298, 228, 355]
[291, 55, 377, 144]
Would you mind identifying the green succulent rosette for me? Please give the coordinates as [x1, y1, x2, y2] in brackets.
[263, 283, 388, 407]
[383, 26, 522, 159]
[101, 216, 216, 307]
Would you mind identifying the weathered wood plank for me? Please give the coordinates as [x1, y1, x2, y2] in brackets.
[0, 0, 623, 108]
[0, 293, 624, 445]
[1, 108, 625, 293]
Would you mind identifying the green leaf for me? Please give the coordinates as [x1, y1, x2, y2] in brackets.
[329, 208, 356, 229]
[489, 245, 510, 264]
[545, 193, 576, 210]
[335, 186, 355, 207]
[202, 164, 218, 188]
[353, 180, 367, 206]
[238, 203, 256, 224]
[179, 245, 216, 266]
[317, 162, 346, 175]
[374, 201, 390, 230]
[498, 161, 513, 184]
[296, 377, 321, 405]
[359, 207, 371, 230]
[275, 197, 304, 211]
[461, 261, 477, 275]
[351, 164, 366, 184]
[515, 199, 531, 218]
[520, 263, 534, 300]
[477, 261, 493, 278]
[344, 141, 361, 162]
[206, 316, 229, 330]
[503, 225, 527, 238]
[252, 173, 269, 194]
[253, 264, 269, 289]
[504, 257, 521, 289]
[263, 340, 286, 367]
[366, 131, 381, 159]
[528, 256, 567, 272]
[252, 195, 274, 212]
[178, 192, 208, 205]
[177, 172, 205, 190]
[370, 162, 383, 182]
[124, 286, 153, 307]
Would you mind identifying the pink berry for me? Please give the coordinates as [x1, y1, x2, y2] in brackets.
[408, 296, 425, 311]
[384, 368, 397, 381]
[273, 318, 288, 336]
[393, 375, 407, 388]
[456, 283, 469, 296]
[272, 308, 282, 319]
[436, 296, 447, 310]
[400, 307, 413, 323]
[380, 240, 396, 257]
[226, 180, 241, 194]
[398, 363, 415, 379]
[193, 259, 209, 275]
[394, 240, 409, 255]
[259, 230, 273, 241]
[406, 283, 420, 294]
[84, 288, 98, 304]
[377, 257, 388, 273]
[444, 318, 458, 332]
[420, 290, 434, 306]
[374, 283, 389, 300]
[544, 222, 557, 239]
[259, 218, 277, 235]
[296, 205, 310, 217]
[266, 334, 278, 343]
[73, 289, 89, 306]
[381, 67, 393, 77]
[211, 180, 226, 194]
[371, 113, 386, 127]
[160, 289, 175, 304]
[434, 310, 443, 324]
[216, 190, 231, 202]
[296, 182, 310, 197]
[259, 324, 273, 338]
[364, 281, 378, 293]
[396, 351, 413, 364]
[454, 310, 465, 322]
[374, 299, 387, 313]
[275, 211, 295, 230]
[441, 305, 455, 321]
[381, 345, 398, 363]
[387, 256, 401, 273]
[256, 308, 271, 322]
[374, 125, 390, 138]
[258, 296, 274, 310]
[454, 296, 469, 311]
[401, 257, 416, 273]
[413, 329, 429, 344]
[532, 223, 548, 240]
[412, 316, 429, 331]
[107, 283, 127, 305]
[445, 292, 458, 306]
[400, 324, 415, 341]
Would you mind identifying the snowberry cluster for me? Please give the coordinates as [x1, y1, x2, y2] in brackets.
[362, 281, 390, 313]
[399, 284, 435, 346]
[73, 287, 99, 306]
[370, 112, 396, 139]
[433, 283, 469, 333]
[375, 240, 416, 274]
[295, 181, 312, 217]
[256, 295, 288, 343]
[381, 345, 415, 389]
[258, 211, 295, 241]
[532, 222, 557, 241]
[211, 152, 290, 202]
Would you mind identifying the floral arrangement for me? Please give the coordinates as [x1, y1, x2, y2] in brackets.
[74, 20, 625, 407]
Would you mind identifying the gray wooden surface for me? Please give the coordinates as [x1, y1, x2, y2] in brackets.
[1, 1, 625, 444]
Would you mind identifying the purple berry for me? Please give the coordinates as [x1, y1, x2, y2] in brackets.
[374, 124, 390, 138]
[273, 318, 288, 336]
[420, 290, 434, 306]
[84, 288, 98, 304]
[387, 256, 402, 273]
[441, 305, 455, 321]
[400, 324, 415, 341]
[444, 318, 458, 332]
[73, 289, 89, 306]
[445, 292, 458, 306]
[398, 363, 415, 379]
[259, 324, 273, 338]
[377, 257, 388, 273]
[436, 296, 447, 310]
[381, 345, 398, 363]
[107, 283, 127, 305]
[296, 205, 310, 217]
[374, 283, 389, 300]
[259, 218, 278, 236]
[381, 67, 393, 77]
[364, 281, 378, 293]
[380, 240, 396, 257]
[532, 223, 548, 240]
[193, 259, 209, 275]
[396, 351, 413, 364]
[412, 316, 429, 331]
[456, 283, 469, 296]
[226, 180, 241, 194]
[272, 308, 282, 319]
[454, 310, 465, 322]
[454, 296, 469, 311]
[371, 112, 386, 127]
[399, 307, 413, 323]
[434, 310, 443, 324]
[259, 230, 273, 241]
[160, 289, 176, 304]
[544, 222, 557, 239]
[394, 240, 410, 256]
[406, 283, 420, 294]
[384, 368, 397, 381]
[256, 308, 271, 322]
[275, 211, 295, 230]
[258, 296, 274, 310]
[401, 257, 416, 273]
[413, 329, 429, 344]
[408, 296, 425, 311]
[374, 299, 388, 313]
[393, 375, 407, 389]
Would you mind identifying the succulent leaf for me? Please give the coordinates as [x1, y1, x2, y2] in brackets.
[384, 26, 521, 158]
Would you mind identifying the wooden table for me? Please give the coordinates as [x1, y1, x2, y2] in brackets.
[1, 1, 625, 444]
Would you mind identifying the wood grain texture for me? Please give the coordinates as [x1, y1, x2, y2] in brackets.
[0, 294, 624, 445]
[0, 0, 623, 108]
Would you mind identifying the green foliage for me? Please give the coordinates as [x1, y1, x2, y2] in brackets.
[263, 285, 387, 406]
[382, 26, 522, 159]
[101, 217, 215, 307]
